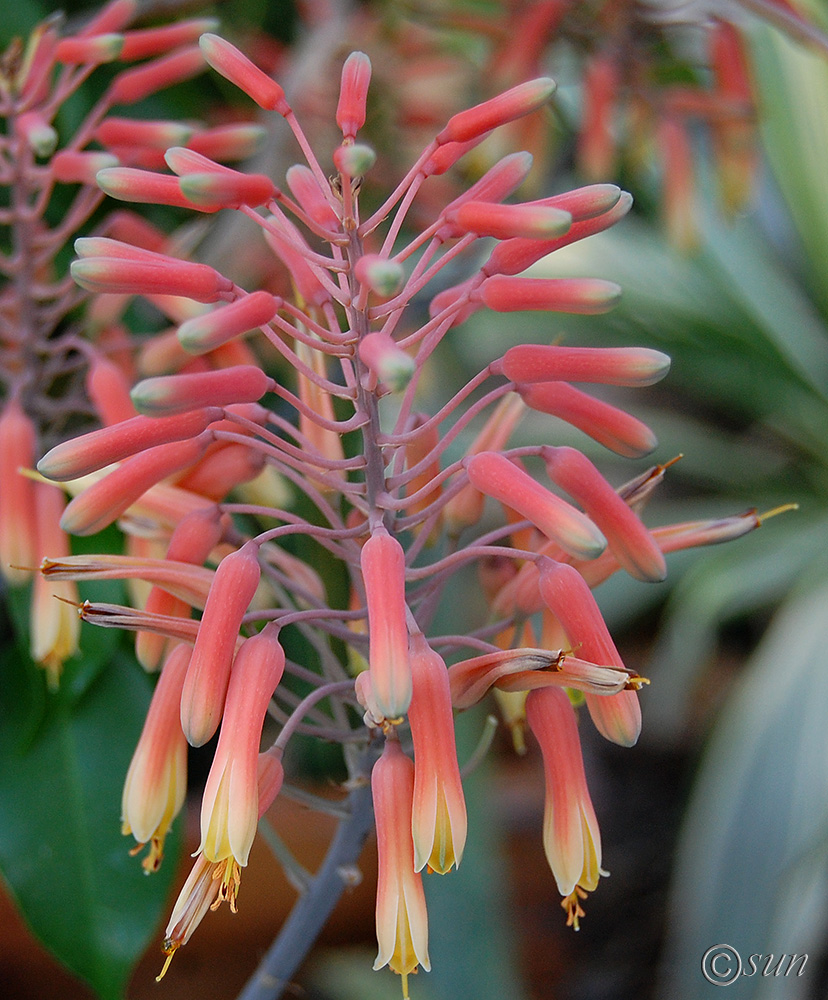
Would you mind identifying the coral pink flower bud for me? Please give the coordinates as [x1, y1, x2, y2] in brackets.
[96, 166, 219, 212]
[187, 124, 267, 161]
[539, 183, 622, 221]
[437, 77, 556, 144]
[355, 255, 405, 298]
[333, 142, 376, 177]
[30, 482, 80, 686]
[659, 116, 696, 251]
[86, 354, 137, 424]
[538, 559, 641, 746]
[525, 686, 603, 928]
[358, 332, 415, 391]
[435, 152, 535, 242]
[131, 365, 273, 417]
[465, 452, 606, 560]
[372, 739, 430, 991]
[55, 33, 124, 64]
[262, 217, 331, 307]
[180, 541, 262, 747]
[542, 446, 667, 582]
[484, 190, 633, 277]
[519, 382, 657, 458]
[199, 625, 285, 866]
[52, 151, 119, 184]
[477, 275, 621, 315]
[121, 643, 190, 872]
[361, 529, 412, 720]
[336, 51, 372, 140]
[60, 433, 214, 536]
[109, 45, 205, 105]
[38, 408, 223, 481]
[498, 343, 671, 387]
[0, 398, 38, 585]
[178, 170, 277, 209]
[285, 165, 340, 229]
[448, 201, 572, 240]
[408, 634, 467, 874]
[136, 507, 225, 671]
[118, 19, 219, 60]
[107, 211, 167, 251]
[177, 291, 280, 354]
[71, 256, 233, 302]
[199, 33, 290, 115]
[96, 116, 194, 149]
[15, 111, 57, 157]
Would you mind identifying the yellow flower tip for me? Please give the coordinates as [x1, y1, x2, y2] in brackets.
[625, 673, 650, 691]
[156, 941, 179, 982]
[757, 502, 798, 524]
[562, 886, 589, 931]
[210, 857, 242, 913]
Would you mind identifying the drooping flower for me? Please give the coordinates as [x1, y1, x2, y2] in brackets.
[525, 686, 604, 930]
[372, 738, 430, 996]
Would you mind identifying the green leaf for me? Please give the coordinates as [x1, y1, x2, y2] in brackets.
[0, 649, 182, 1000]
[659, 579, 828, 998]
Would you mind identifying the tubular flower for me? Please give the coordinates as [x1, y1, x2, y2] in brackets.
[373, 738, 431, 997]
[157, 747, 284, 979]
[121, 643, 190, 872]
[198, 624, 285, 871]
[408, 633, 467, 874]
[525, 687, 604, 930]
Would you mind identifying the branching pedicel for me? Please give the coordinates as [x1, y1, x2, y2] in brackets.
[37, 31, 777, 998]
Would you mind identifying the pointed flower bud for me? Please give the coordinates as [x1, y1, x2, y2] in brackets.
[542, 446, 667, 582]
[118, 18, 219, 60]
[361, 529, 412, 720]
[498, 344, 671, 387]
[96, 166, 220, 212]
[526, 687, 603, 929]
[86, 354, 137, 424]
[437, 77, 556, 144]
[448, 201, 572, 241]
[71, 256, 234, 302]
[109, 45, 204, 105]
[358, 332, 415, 391]
[199, 625, 285, 867]
[51, 151, 119, 184]
[464, 452, 606, 560]
[333, 142, 376, 177]
[355, 255, 405, 298]
[178, 170, 277, 209]
[372, 739, 430, 992]
[519, 382, 657, 458]
[477, 275, 621, 315]
[177, 291, 280, 354]
[121, 644, 190, 872]
[538, 559, 641, 746]
[336, 51, 372, 140]
[408, 634, 467, 874]
[60, 433, 214, 536]
[38, 408, 223, 481]
[96, 116, 194, 149]
[15, 111, 57, 157]
[130, 366, 273, 417]
[180, 541, 262, 747]
[285, 165, 340, 229]
[199, 33, 290, 114]
[55, 33, 124, 64]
